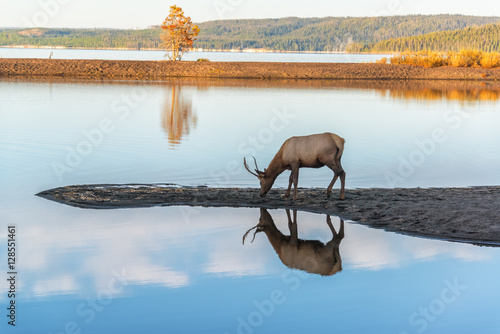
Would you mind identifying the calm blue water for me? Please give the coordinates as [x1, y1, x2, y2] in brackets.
[1, 78, 499, 333]
[3, 207, 499, 334]
[0, 47, 390, 62]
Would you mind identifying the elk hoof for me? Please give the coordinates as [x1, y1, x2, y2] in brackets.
[339, 194, 345, 200]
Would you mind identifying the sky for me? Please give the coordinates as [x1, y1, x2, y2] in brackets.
[0, 0, 500, 29]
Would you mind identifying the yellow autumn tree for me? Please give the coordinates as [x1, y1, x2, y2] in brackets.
[161, 5, 200, 61]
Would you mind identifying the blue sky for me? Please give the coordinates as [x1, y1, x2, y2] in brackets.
[1, 0, 500, 29]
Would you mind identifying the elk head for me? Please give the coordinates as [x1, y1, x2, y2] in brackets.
[243, 157, 274, 197]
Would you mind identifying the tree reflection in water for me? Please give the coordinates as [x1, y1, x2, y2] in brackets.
[161, 85, 198, 148]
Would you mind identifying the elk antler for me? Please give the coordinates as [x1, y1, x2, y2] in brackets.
[252, 156, 261, 173]
[244, 157, 260, 177]
[242, 225, 262, 244]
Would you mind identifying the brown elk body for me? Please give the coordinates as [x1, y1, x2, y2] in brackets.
[243, 209, 344, 276]
[244, 132, 346, 200]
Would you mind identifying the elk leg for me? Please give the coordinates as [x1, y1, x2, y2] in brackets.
[338, 219, 345, 238]
[326, 216, 345, 239]
[327, 173, 339, 198]
[285, 172, 293, 198]
[286, 209, 298, 247]
[325, 218, 345, 253]
[292, 166, 299, 200]
[336, 155, 346, 200]
[326, 215, 337, 236]
[326, 160, 346, 200]
[339, 171, 346, 200]
[326, 156, 341, 198]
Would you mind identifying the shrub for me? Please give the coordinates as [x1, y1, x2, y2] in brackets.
[423, 51, 447, 67]
[480, 52, 500, 68]
[389, 51, 447, 67]
[389, 54, 404, 65]
[449, 50, 482, 67]
[389, 49, 500, 69]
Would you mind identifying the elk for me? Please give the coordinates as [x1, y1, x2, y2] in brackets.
[243, 209, 344, 276]
[244, 132, 346, 200]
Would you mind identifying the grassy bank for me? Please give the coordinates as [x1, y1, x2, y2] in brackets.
[386, 50, 500, 68]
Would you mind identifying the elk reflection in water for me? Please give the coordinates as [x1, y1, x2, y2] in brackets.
[244, 209, 344, 276]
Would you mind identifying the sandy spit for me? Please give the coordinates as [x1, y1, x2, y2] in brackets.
[2, 58, 500, 80]
[37, 185, 500, 246]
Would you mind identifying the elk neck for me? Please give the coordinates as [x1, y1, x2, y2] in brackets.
[265, 151, 287, 180]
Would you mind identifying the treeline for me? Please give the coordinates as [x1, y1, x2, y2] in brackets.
[195, 15, 500, 51]
[348, 23, 500, 53]
[0, 14, 499, 52]
[0, 28, 162, 49]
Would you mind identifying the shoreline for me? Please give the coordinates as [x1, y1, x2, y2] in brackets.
[2, 58, 500, 80]
[0, 45, 390, 54]
[37, 185, 500, 246]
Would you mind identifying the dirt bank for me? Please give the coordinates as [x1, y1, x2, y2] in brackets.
[2, 58, 500, 80]
[37, 185, 500, 246]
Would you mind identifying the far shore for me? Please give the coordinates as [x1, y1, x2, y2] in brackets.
[1, 58, 500, 81]
[0, 45, 391, 54]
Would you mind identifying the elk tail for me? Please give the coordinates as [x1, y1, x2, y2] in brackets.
[336, 139, 345, 161]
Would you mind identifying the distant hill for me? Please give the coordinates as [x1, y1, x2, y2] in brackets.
[348, 22, 500, 53]
[0, 14, 499, 52]
[196, 15, 500, 52]
[0, 28, 162, 50]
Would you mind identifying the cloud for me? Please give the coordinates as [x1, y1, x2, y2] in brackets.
[2, 207, 494, 301]
[32, 276, 78, 297]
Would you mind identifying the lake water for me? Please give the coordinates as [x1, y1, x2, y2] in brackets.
[0, 47, 390, 63]
[1, 77, 500, 333]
